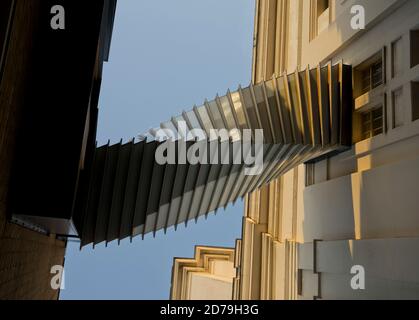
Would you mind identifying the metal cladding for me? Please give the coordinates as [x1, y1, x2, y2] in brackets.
[77, 63, 352, 247]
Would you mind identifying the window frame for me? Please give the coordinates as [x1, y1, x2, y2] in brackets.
[391, 87, 404, 129]
[391, 36, 403, 79]
[410, 30, 419, 69]
[360, 105, 385, 140]
[309, 0, 331, 41]
[354, 50, 386, 99]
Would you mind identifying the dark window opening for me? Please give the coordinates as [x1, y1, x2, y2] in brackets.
[412, 82, 419, 122]
[410, 30, 419, 68]
[317, 0, 329, 16]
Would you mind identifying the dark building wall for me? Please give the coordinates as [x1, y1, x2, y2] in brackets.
[0, 0, 66, 300]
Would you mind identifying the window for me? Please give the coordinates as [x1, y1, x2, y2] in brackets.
[310, 0, 330, 40]
[353, 51, 387, 143]
[391, 37, 403, 78]
[317, 0, 330, 34]
[392, 88, 404, 128]
[354, 51, 385, 98]
[361, 60, 383, 94]
[410, 30, 419, 68]
[412, 82, 419, 122]
[360, 106, 384, 140]
[317, 0, 330, 17]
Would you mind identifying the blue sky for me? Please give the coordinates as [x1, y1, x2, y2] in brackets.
[61, 0, 255, 300]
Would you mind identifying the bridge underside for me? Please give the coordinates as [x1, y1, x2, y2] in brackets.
[75, 63, 352, 247]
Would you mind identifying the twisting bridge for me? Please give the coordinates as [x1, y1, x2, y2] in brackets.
[76, 63, 352, 247]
